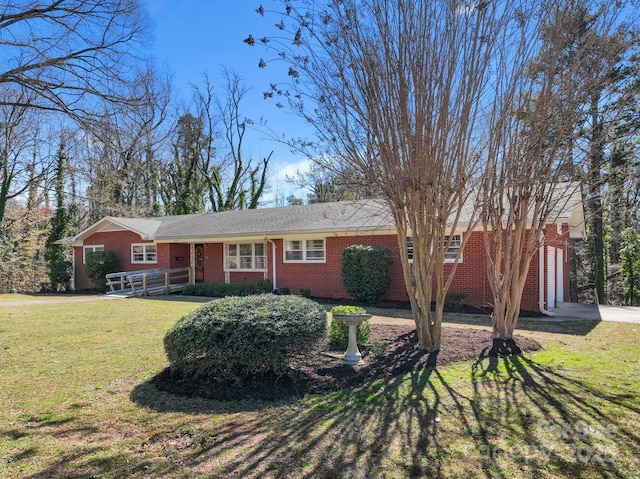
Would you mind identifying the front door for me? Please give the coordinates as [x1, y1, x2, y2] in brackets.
[195, 244, 204, 282]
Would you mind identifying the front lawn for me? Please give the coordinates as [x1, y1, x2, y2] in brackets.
[0, 296, 639, 478]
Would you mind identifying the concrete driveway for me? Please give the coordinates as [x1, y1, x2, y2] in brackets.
[543, 302, 640, 323]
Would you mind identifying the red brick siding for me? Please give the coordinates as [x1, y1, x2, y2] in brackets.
[267, 234, 491, 305]
[168, 244, 190, 270]
[440, 232, 488, 308]
[74, 231, 167, 289]
[74, 224, 572, 312]
[270, 235, 407, 300]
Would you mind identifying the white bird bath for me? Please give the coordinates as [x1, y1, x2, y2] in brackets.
[334, 313, 372, 366]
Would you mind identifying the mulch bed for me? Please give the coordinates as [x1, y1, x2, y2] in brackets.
[151, 324, 541, 401]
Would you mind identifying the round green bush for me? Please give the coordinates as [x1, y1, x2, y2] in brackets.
[84, 250, 119, 290]
[328, 305, 371, 348]
[164, 294, 327, 380]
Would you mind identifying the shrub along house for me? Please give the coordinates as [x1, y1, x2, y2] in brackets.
[60, 193, 585, 314]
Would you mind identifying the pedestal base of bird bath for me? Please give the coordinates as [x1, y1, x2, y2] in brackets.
[334, 313, 372, 366]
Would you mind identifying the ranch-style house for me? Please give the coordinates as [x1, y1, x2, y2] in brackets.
[60, 192, 585, 314]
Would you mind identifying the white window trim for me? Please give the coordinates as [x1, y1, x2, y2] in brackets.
[131, 243, 158, 264]
[283, 238, 326, 263]
[224, 242, 267, 272]
[443, 235, 463, 263]
[83, 245, 104, 264]
[407, 235, 463, 264]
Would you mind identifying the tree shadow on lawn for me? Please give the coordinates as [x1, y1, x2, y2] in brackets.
[126, 356, 640, 478]
[126, 329, 640, 478]
[0, 408, 155, 479]
[446, 353, 640, 478]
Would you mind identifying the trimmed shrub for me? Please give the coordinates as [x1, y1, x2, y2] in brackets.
[445, 292, 467, 312]
[341, 245, 393, 303]
[277, 286, 291, 295]
[183, 282, 263, 297]
[328, 305, 371, 348]
[164, 294, 328, 380]
[300, 288, 312, 298]
[255, 278, 273, 293]
[84, 250, 119, 290]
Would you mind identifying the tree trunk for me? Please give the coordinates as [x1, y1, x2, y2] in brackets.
[588, 94, 607, 304]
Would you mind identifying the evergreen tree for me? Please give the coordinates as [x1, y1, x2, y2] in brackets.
[45, 140, 74, 291]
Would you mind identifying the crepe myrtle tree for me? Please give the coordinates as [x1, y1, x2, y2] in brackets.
[480, 0, 638, 339]
[248, 0, 514, 352]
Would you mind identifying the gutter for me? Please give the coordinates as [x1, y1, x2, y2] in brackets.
[538, 243, 556, 317]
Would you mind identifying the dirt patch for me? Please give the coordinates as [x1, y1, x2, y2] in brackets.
[151, 324, 541, 401]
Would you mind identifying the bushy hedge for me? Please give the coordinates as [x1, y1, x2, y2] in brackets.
[164, 294, 327, 380]
[341, 245, 393, 303]
[49, 260, 72, 291]
[182, 279, 272, 297]
[444, 292, 468, 312]
[328, 305, 371, 348]
[84, 250, 119, 290]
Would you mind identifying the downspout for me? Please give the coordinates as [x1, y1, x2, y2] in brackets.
[267, 238, 277, 291]
[538, 244, 555, 317]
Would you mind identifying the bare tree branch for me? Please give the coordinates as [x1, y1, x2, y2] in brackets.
[0, 0, 151, 121]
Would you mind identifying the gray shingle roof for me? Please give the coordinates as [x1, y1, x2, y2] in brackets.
[64, 186, 584, 245]
[155, 199, 395, 240]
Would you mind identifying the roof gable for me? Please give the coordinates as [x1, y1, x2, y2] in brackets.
[61, 216, 164, 245]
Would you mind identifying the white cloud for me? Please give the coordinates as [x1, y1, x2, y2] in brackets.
[261, 156, 312, 207]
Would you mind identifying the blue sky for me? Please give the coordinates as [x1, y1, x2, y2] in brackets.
[143, 0, 312, 204]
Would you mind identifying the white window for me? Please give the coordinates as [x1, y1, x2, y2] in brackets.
[407, 235, 462, 263]
[83, 245, 104, 263]
[444, 235, 462, 262]
[284, 239, 326, 262]
[226, 242, 266, 271]
[131, 243, 157, 263]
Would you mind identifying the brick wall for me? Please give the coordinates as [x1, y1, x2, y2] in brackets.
[75, 231, 166, 289]
[268, 233, 492, 306]
[74, 224, 572, 312]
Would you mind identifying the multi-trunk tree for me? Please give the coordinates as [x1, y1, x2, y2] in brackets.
[84, 67, 171, 220]
[252, 0, 502, 352]
[480, 1, 636, 339]
[252, 0, 639, 349]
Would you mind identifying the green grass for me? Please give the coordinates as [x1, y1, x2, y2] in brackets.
[1, 296, 639, 478]
[0, 293, 79, 302]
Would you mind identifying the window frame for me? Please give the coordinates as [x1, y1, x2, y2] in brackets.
[443, 234, 462, 263]
[406, 234, 463, 264]
[225, 242, 267, 272]
[283, 238, 326, 263]
[131, 243, 158, 264]
[83, 245, 104, 264]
